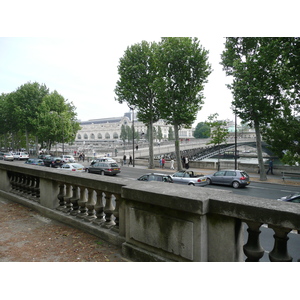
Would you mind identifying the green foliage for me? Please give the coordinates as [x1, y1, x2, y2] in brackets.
[168, 127, 174, 141]
[193, 122, 210, 138]
[205, 114, 229, 146]
[0, 82, 79, 151]
[221, 37, 300, 168]
[156, 37, 212, 128]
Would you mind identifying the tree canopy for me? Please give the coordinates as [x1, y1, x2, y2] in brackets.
[0, 82, 80, 152]
[221, 37, 300, 178]
[115, 37, 212, 169]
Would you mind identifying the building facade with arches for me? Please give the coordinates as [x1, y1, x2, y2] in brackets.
[76, 114, 194, 143]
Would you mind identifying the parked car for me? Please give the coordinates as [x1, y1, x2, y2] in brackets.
[170, 170, 207, 186]
[206, 169, 250, 189]
[61, 155, 75, 163]
[90, 157, 116, 165]
[43, 156, 64, 168]
[0, 152, 14, 161]
[137, 173, 173, 183]
[13, 152, 29, 160]
[38, 153, 49, 159]
[25, 158, 44, 166]
[59, 163, 85, 172]
[277, 193, 300, 203]
[86, 162, 120, 175]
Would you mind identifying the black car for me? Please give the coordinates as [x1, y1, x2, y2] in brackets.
[43, 156, 64, 168]
[137, 173, 173, 183]
[277, 193, 300, 203]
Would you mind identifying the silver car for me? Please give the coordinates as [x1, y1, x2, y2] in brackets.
[0, 152, 14, 161]
[87, 162, 120, 176]
[206, 169, 250, 188]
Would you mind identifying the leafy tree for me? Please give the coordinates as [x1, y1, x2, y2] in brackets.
[155, 37, 212, 170]
[205, 114, 229, 170]
[36, 90, 80, 152]
[168, 127, 174, 141]
[193, 122, 210, 138]
[221, 38, 290, 180]
[10, 82, 49, 152]
[115, 40, 160, 168]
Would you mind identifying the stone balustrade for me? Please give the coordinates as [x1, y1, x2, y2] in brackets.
[0, 161, 299, 262]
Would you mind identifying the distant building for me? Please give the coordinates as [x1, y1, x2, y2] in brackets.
[76, 113, 194, 142]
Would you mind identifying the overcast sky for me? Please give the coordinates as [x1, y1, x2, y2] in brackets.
[1, 1, 296, 129]
[0, 36, 234, 126]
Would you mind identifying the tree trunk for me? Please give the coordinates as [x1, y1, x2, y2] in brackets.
[148, 122, 155, 169]
[174, 123, 182, 171]
[25, 129, 29, 153]
[35, 136, 39, 156]
[254, 120, 267, 181]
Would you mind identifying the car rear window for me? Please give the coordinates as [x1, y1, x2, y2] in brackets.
[110, 163, 118, 167]
[240, 172, 249, 177]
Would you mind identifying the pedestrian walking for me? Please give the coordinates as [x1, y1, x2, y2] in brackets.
[129, 155, 132, 165]
[123, 154, 127, 165]
[162, 157, 165, 169]
[159, 158, 162, 168]
[185, 157, 189, 169]
[170, 159, 174, 170]
[266, 159, 274, 175]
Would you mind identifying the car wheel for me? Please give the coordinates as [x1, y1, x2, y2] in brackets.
[232, 181, 240, 189]
[188, 183, 195, 186]
[100, 170, 104, 175]
[206, 178, 212, 185]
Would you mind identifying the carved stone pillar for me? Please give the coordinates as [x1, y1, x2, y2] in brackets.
[243, 221, 265, 262]
[70, 186, 80, 216]
[56, 183, 66, 211]
[62, 184, 73, 213]
[103, 192, 116, 228]
[92, 190, 105, 225]
[77, 186, 88, 218]
[269, 226, 292, 262]
[83, 188, 97, 222]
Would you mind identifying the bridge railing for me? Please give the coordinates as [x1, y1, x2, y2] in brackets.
[0, 161, 299, 262]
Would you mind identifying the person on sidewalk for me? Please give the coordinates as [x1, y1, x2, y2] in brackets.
[266, 159, 274, 175]
[170, 159, 174, 170]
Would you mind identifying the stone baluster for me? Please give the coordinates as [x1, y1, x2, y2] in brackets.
[62, 184, 73, 213]
[56, 183, 66, 211]
[269, 226, 293, 262]
[243, 221, 265, 262]
[25, 176, 31, 194]
[34, 177, 40, 199]
[70, 186, 80, 216]
[15, 174, 23, 192]
[92, 190, 105, 225]
[83, 188, 97, 222]
[77, 186, 88, 218]
[9, 172, 16, 191]
[113, 193, 121, 229]
[103, 192, 116, 228]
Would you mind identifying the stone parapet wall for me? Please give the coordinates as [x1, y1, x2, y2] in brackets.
[0, 161, 299, 262]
